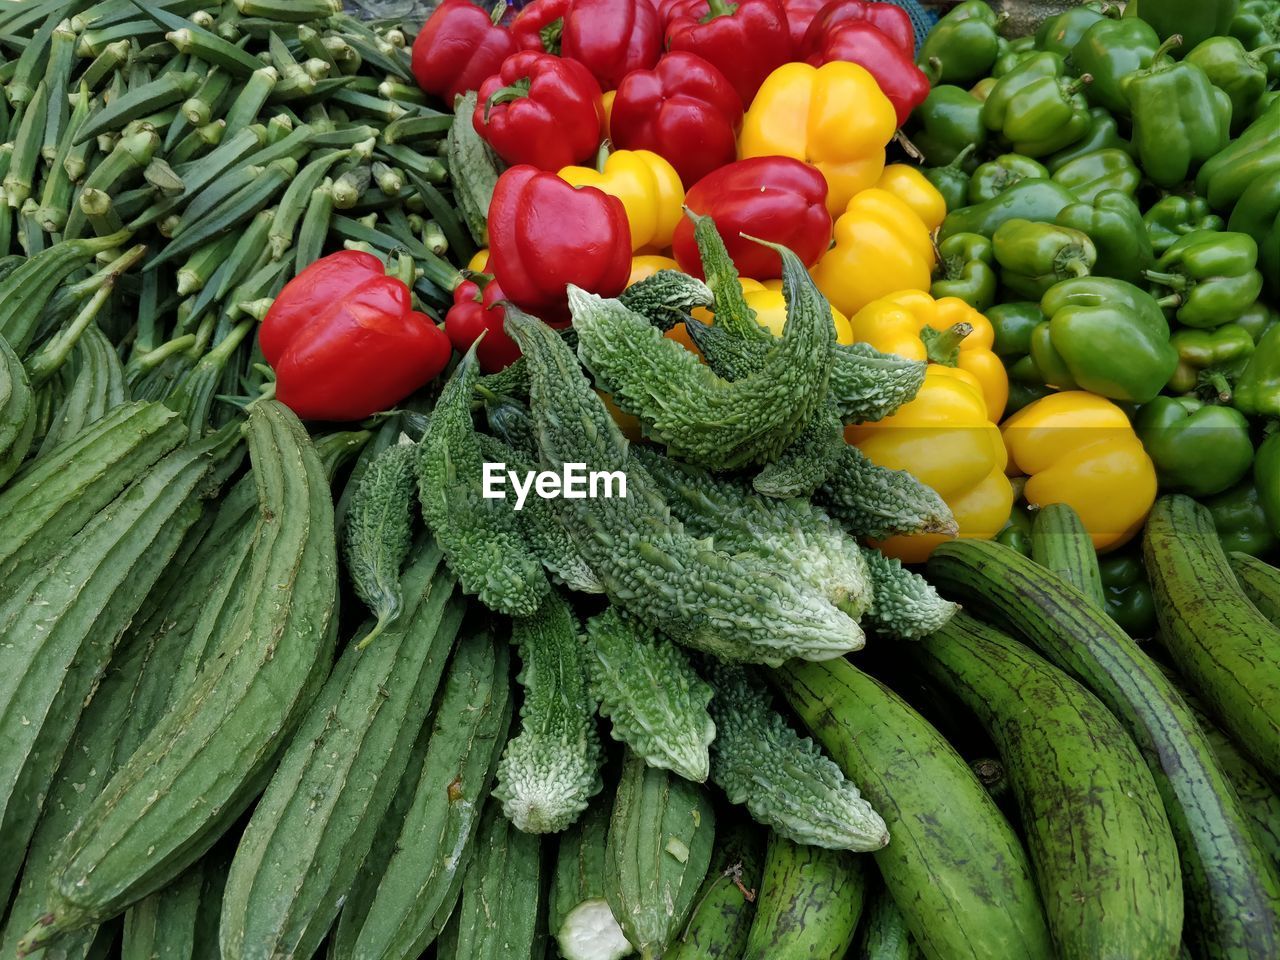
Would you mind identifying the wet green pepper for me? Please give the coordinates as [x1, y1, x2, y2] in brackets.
[1233, 323, 1280, 417]
[939, 177, 1079, 240]
[1035, 1, 1116, 57]
[970, 76, 999, 102]
[996, 501, 1035, 556]
[981, 52, 1093, 157]
[1050, 148, 1140, 203]
[1186, 36, 1280, 132]
[1055, 190, 1153, 286]
[1227, 167, 1280, 297]
[1124, 0, 1241, 54]
[1135, 396, 1254, 497]
[989, 301, 1047, 360]
[1143, 194, 1224, 254]
[967, 154, 1050, 204]
[1235, 301, 1280, 343]
[1031, 276, 1178, 403]
[1231, 0, 1280, 79]
[1042, 108, 1133, 172]
[992, 42, 1038, 79]
[993, 218, 1097, 300]
[1007, 379, 1056, 414]
[1071, 16, 1162, 115]
[1122, 37, 1233, 188]
[931, 232, 998, 311]
[1202, 479, 1279, 557]
[908, 85, 988, 166]
[1098, 550, 1157, 638]
[916, 0, 1006, 85]
[1145, 229, 1264, 328]
[1254, 429, 1280, 540]
[1194, 98, 1280, 212]
[1167, 324, 1256, 396]
[922, 144, 977, 212]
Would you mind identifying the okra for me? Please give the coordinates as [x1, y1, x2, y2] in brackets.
[330, 86, 409, 123]
[175, 231, 237, 297]
[406, 171, 474, 261]
[39, 19, 75, 163]
[225, 257, 289, 319]
[221, 65, 277, 138]
[168, 118, 225, 164]
[76, 0, 207, 31]
[332, 163, 370, 208]
[144, 156, 184, 195]
[5, 84, 48, 208]
[81, 38, 132, 91]
[293, 176, 332, 270]
[164, 318, 254, 439]
[17, 201, 47, 255]
[7, 8, 60, 109]
[182, 68, 233, 126]
[64, 129, 159, 238]
[232, 0, 342, 22]
[74, 71, 198, 145]
[157, 16, 264, 77]
[27, 271, 122, 386]
[266, 148, 346, 259]
[234, 16, 302, 40]
[371, 160, 405, 195]
[76, 21, 165, 59]
[423, 219, 447, 256]
[383, 112, 452, 144]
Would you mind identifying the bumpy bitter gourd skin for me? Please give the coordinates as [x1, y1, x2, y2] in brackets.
[859, 546, 959, 640]
[705, 664, 890, 852]
[506, 304, 864, 666]
[818, 446, 957, 540]
[617, 269, 713, 331]
[494, 590, 604, 834]
[584, 606, 716, 783]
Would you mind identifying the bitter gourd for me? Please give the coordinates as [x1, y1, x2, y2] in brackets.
[418, 344, 548, 616]
[617, 269, 713, 331]
[549, 802, 634, 960]
[751, 400, 847, 499]
[706, 663, 889, 852]
[493, 590, 603, 834]
[584, 606, 715, 783]
[506, 306, 863, 666]
[0, 331, 35, 484]
[817, 445, 957, 540]
[859, 547, 959, 640]
[667, 820, 765, 960]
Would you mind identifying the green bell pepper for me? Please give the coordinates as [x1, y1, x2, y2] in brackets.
[993, 218, 1097, 300]
[981, 52, 1093, 157]
[1145, 229, 1264, 329]
[1202, 480, 1279, 557]
[1195, 98, 1280, 212]
[1043, 108, 1133, 172]
[1124, 0, 1241, 53]
[1071, 16, 1161, 115]
[1235, 302, 1280, 342]
[1227, 167, 1280, 297]
[1167, 324, 1256, 396]
[1050, 148, 1140, 203]
[996, 501, 1035, 556]
[967, 154, 1050, 204]
[1007, 380, 1056, 414]
[1135, 397, 1254, 497]
[1035, 1, 1116, 58]
[939, 178, 1079, 240]
[989, 301, 1047, 360]
[1143, 194, 1224, 253]
[922, 144, 977, 212]
[908, 85, 989, 166]
[1055, 190, 1153, 286]
[1098, 550, 1157, 639]
[1253, 429, 1280, 540]
[992, 45, 1038, 79]
[1031, 276, 1179, 403]
[1186, 36, 1280, 133]
[1233, 322, 1280, 417]
[1122, 37, 1233, 189]
[916, 0, 1006, 86]
[1231, 0, 1280, 79]
[931, 232, 998, 311]
[969, 76, 999, 101]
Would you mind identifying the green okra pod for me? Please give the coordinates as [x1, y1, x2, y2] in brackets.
[221, 65, 278, 138]
[73, 71, 199, 145]
[39, 19, 76, 163]
[7, 8, 60, 109]
[4, 85, 48, 209]
[293, 177, 333, 271]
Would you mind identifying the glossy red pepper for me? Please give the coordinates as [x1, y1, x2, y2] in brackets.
[510, 0, 570, 52]
[561, 0, 663, 91]
[780, 0, 830, 49]
[260, 251, 451, 421]
[411, 0, 516, 105]
[445, 278, 525, 372]
[808, 21, 929, 125]
[488, 165, 632, 324]
[610, 51, 743, 187]
[672, 157, 832, 279]
[802, 0, 915, 56]
[473, 50, 603, 170]
[664, 0, 794, 106]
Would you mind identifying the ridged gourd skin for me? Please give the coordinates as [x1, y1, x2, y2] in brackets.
[121, 863, 203, 960]
[493, 590, 603, 834]
[446, 92, 500, 247]
[549, 803, 633, 960]
[0, 330, 35, 483]
[1030, 503, 1105, 609]
[0, 427, 235, 912]
[37, 324, 127, 456]
[666, 820, 765, 960]
[775, 658, 1056, 960]
[853, 887, 912, 960]
[927, 539, 1280, 960]
[506, 305, 863, 666]
[219, 541, 466, 960]
[911, 613, 1183, 960]
[583, 606, 715, 783]
[22, 403, 338, 953]
[1228, 551, 1280, 627]
[858, 546, 958, 640]
[817, 446, 956, 541]
[603, 752, 717, 960]
[706, 664, 889, 852]
[616, 269, 713, 331]
[417, 344, 548, 616]
[742, 834, 866, 960]
[336, 628, 512, 960]
[1144, 496, 1280, 778]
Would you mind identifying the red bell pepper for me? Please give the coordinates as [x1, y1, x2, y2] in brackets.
[561, 0, 663, 91]
[610, 51, 743, 187]
[488, 165, 631, 324]
[779, 0, 829, 50]
[672, 156, 832, 280]
[802, 0, 915, 56]
[663, 0, 794, 106]
[260, 251, 451, 421]
[473, 50, 603, 170]
[807, 20, 929, 126]
[510, 0, 570, 53]
[445, 278, 525, 372]
[411, 0, 516, 105]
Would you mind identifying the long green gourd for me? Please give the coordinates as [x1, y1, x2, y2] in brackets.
[120, 866, 203, 960]
[37, 323, 127, 456]
[0, 331, 35, 484]
[667, 820, 765, 960]
[548, 803, 632, 960]
[21, 401, 338, 953]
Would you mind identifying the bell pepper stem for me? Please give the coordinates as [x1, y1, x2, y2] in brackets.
[943, 143, 977, 172]
[921, 322, 973, 366]
[1065, 74, 1093, 95]
[595, 138, 612, 173]
[894, 130, 924, 162]
[1066, 259, 1091, 278]
[1151, 34, 1183, 65]
[921, 56, 943, 86]
[490, 0, 507, 25]
[701, 0, 740, 23]
[1252, 43, 1280, 58]
[1145, 270, 1189, 291]
[1156, 293, 1182, 309]
[1202, 370, 1232, 404]
[539, 17, 563, 54]
[483, 78, 531, 123]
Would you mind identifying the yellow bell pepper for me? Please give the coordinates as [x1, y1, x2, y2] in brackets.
[1002, 392, 1157, 551]
[739, 61, 897, 216]
[848, 290, 1008, 421]
[600, 90, 615, 141]
[627, 254, 681, 286]
[690, 277, 855, 345]
[810, 188, 935, 319]
[845, 368, 1014, 563]
[467, 248, 489, 273]
[559, 149, 685, 252]
[874, 164, 947, 231]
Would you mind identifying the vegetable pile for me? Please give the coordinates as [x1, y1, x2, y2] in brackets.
[0, 0, 1277, 959]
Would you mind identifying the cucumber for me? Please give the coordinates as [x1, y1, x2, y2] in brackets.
[220, 539, 466, 960]
[22, 402, 338, 952]
[1143, 496, 1280, 777]
[928, 538, 1280, 960]
[774, 658, 1055, 960]
[853, 887, 911, 960]
[548, 802, 633, 960]
[668, 820, 765, 960]
[742, 832, 864, 960]
[604, 752, 717, 960]
[1227, 551, 1280, 627]
[0, 329, 35, 484]
[910, 612, 1182, 959]
[1030, 502, 1104, 609]
[331, 627, 513, 960]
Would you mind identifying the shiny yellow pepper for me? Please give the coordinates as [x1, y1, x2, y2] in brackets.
[467, 248, 489, 273]
[1001, 391, 1157, 552]
[627, 254, 681, 286]
[874, 164, 947, 231]
[848, 290, 1008, 422]
[740, 61, 897, 217]
[559, 149, 685, 252]
[691, 277, 855, 345]
[811, 188, 935, 319]
[845, 369, 1014, 563]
